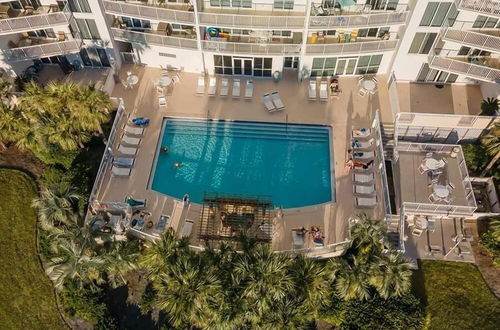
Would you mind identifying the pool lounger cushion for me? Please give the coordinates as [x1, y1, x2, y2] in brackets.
[118, 145, 138, 156]
[356, 196, 377, 208]
[353, 172, 374, 183]
[352, 138, 374, 149]
[121, 134, 141, 146]
[112, 165, 131, 176]
[292, 230, 304, 247]
[354, 184, 375, 194]
[181, 219, 194, 237]
[113, 157, 134, 167]
[353, 151, 375, 160]
[124, 125, 144, 136]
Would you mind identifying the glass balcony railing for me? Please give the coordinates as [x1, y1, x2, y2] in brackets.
[306, 39, 398, 55]
[0, 4, 71, 35]
[111, 27, 198, 50]
[102, 0, 195, 24]
[454, 0, 500, 17]
[201, 40, 301, 55]
[309, 10, 408, 28]
[441, 21, 500, 53]
[3, 36, 82, 61]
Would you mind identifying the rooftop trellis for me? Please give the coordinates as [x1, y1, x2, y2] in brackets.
[198, 192, 274, 244]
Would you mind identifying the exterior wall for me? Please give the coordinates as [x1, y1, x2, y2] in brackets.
[134, 44, 204, 72]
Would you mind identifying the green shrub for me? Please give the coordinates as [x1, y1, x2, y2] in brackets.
[462, 144, 490, 174]
[32, 144, 79, 169]
[481, 231, 500, 267]
[60, 282, 107, 324]
[138, 284, 157, 315]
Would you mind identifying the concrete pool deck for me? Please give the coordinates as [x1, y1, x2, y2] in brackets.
[95, 65, 389, 255]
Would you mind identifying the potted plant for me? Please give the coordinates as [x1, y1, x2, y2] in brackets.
[480, 97, 499, 116]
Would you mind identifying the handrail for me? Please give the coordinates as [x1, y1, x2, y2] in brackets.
[0, 7, 70, 34]
[454, 0, 500, 17]
[3, 39, 82, 61]
[111, 28, 198, 50]
[308, 10, 408, 28]
[305, 39, 398, 55]
[442, 27, 500, 53]
[102, 0, 195, 24]
[202, 40, 301, 55]
[428, 53, 500, 83]
[198, 12, 305, 29]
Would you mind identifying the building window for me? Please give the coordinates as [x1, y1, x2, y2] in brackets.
[368, 0, 400, 10]
[214, 55, 233, 75]
[472, 15, 500, 28]
[274, 0, 294, 10]
[210, 0, 251, 8]
[272, 30, 292, 37]
[68, 0, 91, 13]
[121, 17, 151, 29]
[311, 57, 336, 77]
[284, 56, 299, 69]
[253, 57, 272, 77]
[408, 33, 437, 54]
[420, 2, 458, 27]
[80, 48, 110, 67]
[358, 27, 389, 38]
[75, 18, 101, 40]
[416, 63, 458, 83]
[355, 55, 382, 75]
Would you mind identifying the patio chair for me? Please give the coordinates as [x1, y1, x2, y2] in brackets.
[121, 134, 141, 146]
[292, 230, 305, 248]
[112, 165, 131, 176]
[353, 151, 374, 160]
[271, 91, 284, 111]
[355, 196, 377, 208]
[308, 80, 317, 100]
[118, 144, 138, 156]
[159, 95, 167, 107]
[181, 219, 194, 237]
[208, 77, 216, 96]
[125, 196, 147, 209]
[154, 215, 170, 235]
[411, 227, 423, 237]
[354, 184, 375, 195]
[428, 193, 439, 203]
[448, 182, 455, 191]
[263, 93, 276, 112]
[196, 76, 205, 95]
[220, 78, 229, 96]
[172, 74, 181, 84]
[131, 218, 145, 231]
[124, 125, 144, 136]
[113, 157, 134, 168]
[425, 152, 433, 158]
[245, 80, 253, 98]
[359, 89, 367, 97]
[319, 81, 328, 101]
[430, 245, 442, 253]
[353, 172, 374, 183]
[418, 163, 428, 174]
[232, 79, 240, 97]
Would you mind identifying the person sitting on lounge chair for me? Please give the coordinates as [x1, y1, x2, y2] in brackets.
[310, 226, 324, 245]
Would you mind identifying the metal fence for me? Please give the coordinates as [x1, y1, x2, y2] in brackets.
[111, 28, 198, 49]
[198, 12, 305, 29]
[305, 39, 398, 55]
[454, 0, 500, 16]
[202, 40, 301, 55]
[102, 0, 195, 24]
[308, 10, 408, 29]
[0, 7, 70, 34]
[395, 142, 477, 216]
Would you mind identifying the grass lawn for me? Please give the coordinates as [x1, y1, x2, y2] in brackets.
[0, 169, 65, 329]
[413, 259, 500, 330]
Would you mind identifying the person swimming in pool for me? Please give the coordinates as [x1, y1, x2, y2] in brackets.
[161, 146, 169, 153]
[173, 161, 181, 168]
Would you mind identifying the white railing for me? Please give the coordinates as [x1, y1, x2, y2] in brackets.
[428, 52, 500, 83]
[306, 39, 398, 55]
[198, 12, 305, 29]
[0, 8, 70, 34]
[396, 142, 477, 216]
[202, 40, 301, 55]
[102, 0, 195, 24]
[454, 0, 500, 17]
[442, 28, 500, 53]
[3, 39, 81, 62]
[309, 10, 408, 28]
[111, 28, 198, 49]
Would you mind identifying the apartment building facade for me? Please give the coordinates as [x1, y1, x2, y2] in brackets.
[0, 0, 498, 92]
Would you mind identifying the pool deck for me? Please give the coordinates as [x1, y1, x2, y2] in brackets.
[96, 65, 393, 255]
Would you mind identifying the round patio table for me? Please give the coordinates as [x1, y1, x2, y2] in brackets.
[158, 76, 172, 87]
[433, 184, 450, 198]
[362, 79, 376, 92]
[126, 74, 139, 86]
[424, 158, 443, 170]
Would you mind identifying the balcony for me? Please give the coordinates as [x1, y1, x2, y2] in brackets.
[454, 0, 500, 18]
[202, 40, 301, 55]
[102, 0, 195, 25]
[3, 34, 82, 61]
[441, 26, 500, 54]
[428, 51, 500, 83]
[306, 39, 398, 55]
[0, 5, 70, 35]
[111, 27, 198, 50]
[198, 12, 305, 29]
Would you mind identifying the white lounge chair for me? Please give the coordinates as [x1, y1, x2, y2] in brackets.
[113, 157, 134, 167]
[319, 81, 328, 101]
[356, 196, 377, 208]
[271, 91, 284, 111]
[181, 219, 194, 237]
[263, 93, 276, 112]
[220, 78, 229, 96]
[232, 79, 240, 97]
[353, 151, 375, 160]
[352, 138, 374, 149]
[208, 77, 216, 96]
[196, 77, 205, 95]
[354, 184, 375, 194]
[124, 125, 144, 136]
[121, 134, 141, 146]
[292, 230, 304, 248]
[245, 80, 253, 98]
[159, 95, 167, 107]
[154, 215, 170, 235]
[354, 172, 374, 183]
[118, 145, 137, 156]
[112, 165, 131, 176]
[308, 81, 317, 100]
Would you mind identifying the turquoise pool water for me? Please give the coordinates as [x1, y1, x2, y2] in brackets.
[151, 118, 333, 208]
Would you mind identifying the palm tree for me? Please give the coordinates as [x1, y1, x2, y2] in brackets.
[480, 97, 499, 116]
[154, 255, 222, 328]
[369, 252, 412, 299]
[480, 123, 500, 177]
[31, 181, 81, 231]
[103, 241, 139, 288]
[290, 256, 330, 313]
[331, 256, 372, 301]
[349, 214, 388, 259]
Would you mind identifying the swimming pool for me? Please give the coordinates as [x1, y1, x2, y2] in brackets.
[151, 118, 333, 208]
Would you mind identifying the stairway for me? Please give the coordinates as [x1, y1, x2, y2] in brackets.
[381, 123, 395, 159]
[386, 215, 403, 251]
